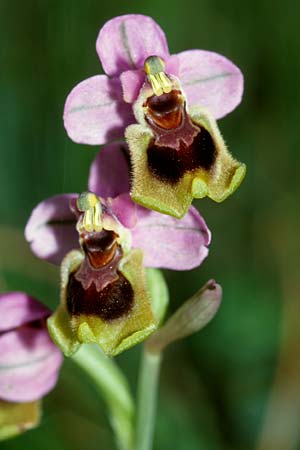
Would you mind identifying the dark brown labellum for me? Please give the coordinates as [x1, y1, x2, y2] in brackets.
[144, 88, 217, 183]
[66, 271, 134, 321]
[66, 228, 134, 321]
[147, 126, 217, 184]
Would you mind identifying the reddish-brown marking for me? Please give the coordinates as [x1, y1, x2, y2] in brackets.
[145, 90, 183, 130]
[147, 126, 217, 184]
[66, 228, 134, 321]
[66, 271, 134, 321]
[81, 230, 119, 269]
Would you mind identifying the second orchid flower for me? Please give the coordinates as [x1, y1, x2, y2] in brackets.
[25, 144, 211, 356]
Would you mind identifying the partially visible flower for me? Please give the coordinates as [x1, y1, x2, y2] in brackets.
[25, 144, 211, 356]
[0, 292, 63, 403]
[63, 14, 245, 218]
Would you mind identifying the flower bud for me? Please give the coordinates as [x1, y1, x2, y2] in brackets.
[146, 279, 222, 353]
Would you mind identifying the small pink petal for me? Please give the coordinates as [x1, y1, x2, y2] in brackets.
[0, 325, 63, 402]
[165, 54, 179, 76]
[0, 293, 50, 333]
[120, 69, 145, 103]
[88, 143, 130, 198]
[25, 194, 78, 265]
[176, 50, 244, 119]
[96, 14, 170, 77]
[131, 206, 211, 270]
[64, 75, 134, 145]
[109, 193, 138, 229]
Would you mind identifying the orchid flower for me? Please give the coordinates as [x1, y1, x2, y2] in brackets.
[64, 14, 246, 218]
[25, 144, 211, 357]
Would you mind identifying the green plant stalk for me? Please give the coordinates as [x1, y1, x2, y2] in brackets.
[135, 347, 162, 450]
[72, 344, 135, 450]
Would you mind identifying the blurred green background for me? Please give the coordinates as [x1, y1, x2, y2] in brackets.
[1, 0, 299, 449]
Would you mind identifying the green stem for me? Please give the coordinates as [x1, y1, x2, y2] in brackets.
[72, 345, 135, 450]
[135, 347, 162, 450]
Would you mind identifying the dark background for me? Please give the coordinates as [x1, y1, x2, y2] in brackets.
[1, 1, 300, 449]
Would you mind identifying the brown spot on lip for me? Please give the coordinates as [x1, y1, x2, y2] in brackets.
[144, 88, 217, 182]
[66, 271, 134, 321]
[66, 227, 134, 321]
[147, 126, 217, 184]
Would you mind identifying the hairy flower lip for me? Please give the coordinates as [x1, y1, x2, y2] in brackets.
[126, 77, 246, 218]
[48, 246, 156, 357]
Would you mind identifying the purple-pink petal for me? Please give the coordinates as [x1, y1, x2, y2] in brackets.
[25, 194, 78, 265]
[0, 325, 63, 402]
[88, 143, 130, 199]
[0, 292, 50, 333]
[63, 75, 134, 145]
[165, 54, 180, 77]
[176, 50, 244, 119]
[96, 14, 170, 77]
[120, 68, 145, 104]
[131, 205, 211, 270]
[108, 193, 138, 229]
